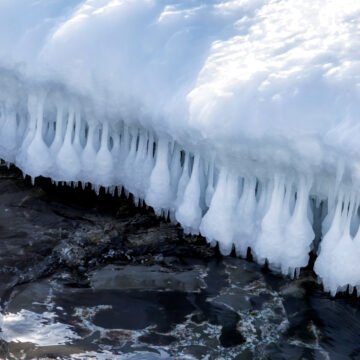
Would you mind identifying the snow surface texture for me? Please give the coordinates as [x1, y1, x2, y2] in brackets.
[1, 0, 360, 296]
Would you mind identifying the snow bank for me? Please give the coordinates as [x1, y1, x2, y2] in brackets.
[1, 0, 360, 295]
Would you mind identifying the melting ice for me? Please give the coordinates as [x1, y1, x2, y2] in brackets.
[1, 0, 360, 296]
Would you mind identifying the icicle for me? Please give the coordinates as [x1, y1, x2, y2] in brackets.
[56, 107, 81, 181]
[121, 123, 131, 152]
[350, 203, 360, 237]
[175, 151, 190, 209]
[0, 102, 18, 162]
[133, 130, 152, 198]
[73, 107, 83, 154]
[200, 168, 238, 255]
[18, 92, 52, 178]
[94, 121, 114, 187]
[124, 128, 138, 194]
[81, 121, 97, 183]
[335, 160, 345, 196]
[16, 110, 27, 144]
[314, 190, 347, 292]
[175, 153, 203, 234]
[110, 130, 121, 184]
[43, 114, 54, 147]
[205, 159, 215, 208]
[50, 101, 65, 156]
[118, 122, 131, 179]
[169, 144, 182, 208]
[322, 165, 344, 236]
[144, 133, 156, 186]
[327, 195, 358, 293]
[145, 137, 172, 215]
[234, 177, 257, 258]
[282, 175, 315, 277]
[253, 174, 287, 268]
[255, 179, 273, 225]
[315, 193, 360, 295]
[281, 180, 293, 225]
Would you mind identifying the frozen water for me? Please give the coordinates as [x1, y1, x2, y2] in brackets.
[0, 309, 79, 346]
[1, 0, 360, 295]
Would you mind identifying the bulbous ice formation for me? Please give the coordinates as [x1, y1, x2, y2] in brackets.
[1, 0, 360, 295]
[145, 137, 173, 216]
[175, 154, 204, 234]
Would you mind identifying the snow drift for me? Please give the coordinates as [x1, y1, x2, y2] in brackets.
[1, 0, 360, 296]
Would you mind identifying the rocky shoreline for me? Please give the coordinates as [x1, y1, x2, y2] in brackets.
[0, 163, 360, 360]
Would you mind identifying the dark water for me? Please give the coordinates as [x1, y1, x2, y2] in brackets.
[0, 163, 360, 360]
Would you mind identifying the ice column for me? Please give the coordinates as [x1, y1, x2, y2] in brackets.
[145, 137, 172, 216]
[200, 169, 239, 255]
[175, 153, 204, 234]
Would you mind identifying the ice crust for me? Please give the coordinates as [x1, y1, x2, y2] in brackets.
[1, 0, 360, 295]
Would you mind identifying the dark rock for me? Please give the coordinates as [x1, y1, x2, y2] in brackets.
[219, 327, 246, 348]
[90, 264, 206, 292]
[138, 333, 177, 346]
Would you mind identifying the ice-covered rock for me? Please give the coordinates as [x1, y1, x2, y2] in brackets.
[1, 0, 360, 295]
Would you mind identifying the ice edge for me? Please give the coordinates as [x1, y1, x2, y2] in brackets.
[1, 85, 359, 298]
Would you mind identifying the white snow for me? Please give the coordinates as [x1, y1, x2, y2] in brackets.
[1, 0, 360, 295]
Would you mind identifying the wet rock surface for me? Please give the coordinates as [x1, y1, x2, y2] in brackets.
[0, 163, 360, 359]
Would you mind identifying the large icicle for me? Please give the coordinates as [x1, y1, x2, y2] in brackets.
[56, 107, 81, 181]
[175, 153, 204, 234]
[94, 121, 114, 187]
[16, 92, 52, 180]
[0, 101, 17, 162]
[233, 177, 257, 258]
[200, 169, 239, 255]
[253, 175, 287, 269]
[282, 176, 315, 278]
[81, 120, 97, 185]
[145, 137, 172, 216]
[314, 192, 360, 295]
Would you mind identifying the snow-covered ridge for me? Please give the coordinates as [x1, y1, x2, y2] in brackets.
[1, 0, 360, 296]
